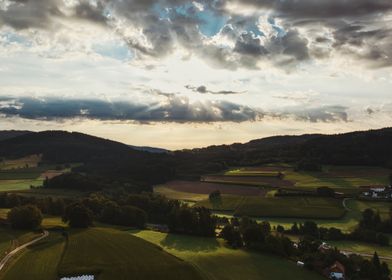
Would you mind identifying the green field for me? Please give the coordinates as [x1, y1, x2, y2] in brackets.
[196, 196, 346, 219]
[2, 227, 204, 280]
[131, 230, 324, 280]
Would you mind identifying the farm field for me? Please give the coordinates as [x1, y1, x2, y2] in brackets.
[131, 230, 324, 280]
[155, 180, 266, 201]
[196, 196, 346, 219]
[0, 155, 41, 170]
[214, 199, 391, 232]
[58, 227, 203, 280]
[217, 164, 391, 193]
[201, 175, 293, 188]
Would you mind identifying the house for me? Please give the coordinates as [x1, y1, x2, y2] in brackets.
[328, 261, 345, 280]
[296, 261, 304, 267]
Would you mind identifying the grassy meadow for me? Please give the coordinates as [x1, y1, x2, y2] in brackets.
[131, 230, 325, 280]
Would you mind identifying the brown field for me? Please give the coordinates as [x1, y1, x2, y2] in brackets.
[156, 180, 266, 196]
[39, 170, 65, 179]
[202, 175, 294, 188]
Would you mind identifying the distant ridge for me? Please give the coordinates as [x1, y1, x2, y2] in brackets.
[0, 130, 32, 141]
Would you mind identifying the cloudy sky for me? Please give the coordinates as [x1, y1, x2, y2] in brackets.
[0, 0, 391, 149]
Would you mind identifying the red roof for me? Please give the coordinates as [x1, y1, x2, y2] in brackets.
[329, 261, 345, 274]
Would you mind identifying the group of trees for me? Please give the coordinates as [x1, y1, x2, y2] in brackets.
[286, 215, 390, 246]
[1, 191, 216, 235]
[168, 206, 216, 237]
[7, 204, 42, 230]
[221, 217, 295, 257]
[221, 217, 390, 280]
[351, 208, 392, 245]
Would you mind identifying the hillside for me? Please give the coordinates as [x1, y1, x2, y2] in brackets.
[0, 131, 176, 186]
[175, 128, 392, 175]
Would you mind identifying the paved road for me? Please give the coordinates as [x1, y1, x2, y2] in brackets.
[341, 250, 392, 261]
[0, 230, 49, 272]
[342, 198, 352, 211]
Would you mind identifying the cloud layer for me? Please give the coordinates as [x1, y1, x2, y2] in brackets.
[1, 0, 391, 69]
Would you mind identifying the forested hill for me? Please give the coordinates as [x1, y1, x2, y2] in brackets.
[1, 128, 391, 187]
[0, 131, 176, 186]
[174, 128, 392, 175]
[0, 130, 31, 141]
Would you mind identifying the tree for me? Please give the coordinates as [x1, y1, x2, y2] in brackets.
[7, 205, 42, 230]
[118, 206, 147, 228]
[316, 187, 335, 197]
[63, 203, 93, 228]
[276, 225, 285, 234]
[209, 190, 221, 203]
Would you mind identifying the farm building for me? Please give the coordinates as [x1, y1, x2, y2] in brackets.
[361, 185, 392, 199]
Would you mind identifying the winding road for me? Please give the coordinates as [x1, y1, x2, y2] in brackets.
[0, 230, 49, 272]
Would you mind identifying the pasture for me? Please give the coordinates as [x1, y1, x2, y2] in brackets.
[196, 196, 346, 219]
[131, 230, 324, 280]
[201, 175, 293, 188]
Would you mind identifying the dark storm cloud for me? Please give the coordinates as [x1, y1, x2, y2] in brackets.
[0, 0, 63, 29]
[0, 96, 262, 123]
[185, 85, 244, 95]
[0, 96, 350, 123]
[238, 0, 392, 18]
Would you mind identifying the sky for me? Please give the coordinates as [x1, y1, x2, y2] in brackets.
[0, 0, 391, 150]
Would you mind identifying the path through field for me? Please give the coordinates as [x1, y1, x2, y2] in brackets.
[0, 230, 49, 272]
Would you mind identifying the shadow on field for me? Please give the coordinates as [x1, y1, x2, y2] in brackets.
[160, 234, 219, 253]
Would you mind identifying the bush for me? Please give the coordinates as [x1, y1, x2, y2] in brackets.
[7, 205, 42, 230]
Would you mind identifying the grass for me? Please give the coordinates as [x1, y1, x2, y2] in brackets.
[1, 233, 66, 280]
[58, 227, 204, 280]
[0, 179, 44, 192]
[131, 230, 325, 280]
[196, 196, 345, 219]
[2, 227, 204, 280]
[0, 227, 41, 259]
